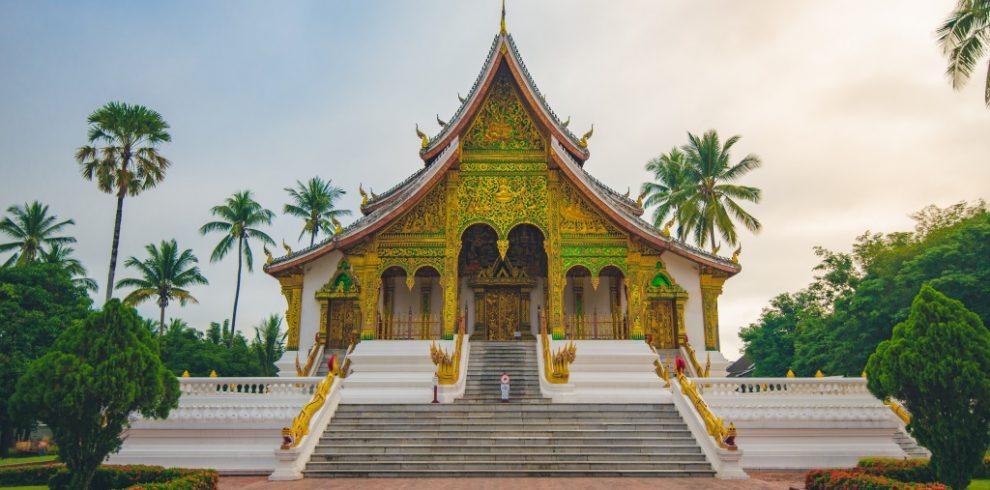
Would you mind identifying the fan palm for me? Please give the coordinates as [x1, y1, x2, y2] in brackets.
[676, 130, 762, 252]
[39, 243, 98, 292]
[938, 0, 990, 107]
[200, 191, 275, 345]
[640, 148, 693, 240]
[0, 201, 76, 266]
[75, 101, 171, 303]
[284, 177, 350, 247]
[116, 239, 208, 336]
[252, 314, 287, 376]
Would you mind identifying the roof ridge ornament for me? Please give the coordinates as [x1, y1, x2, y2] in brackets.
[500, 0, 507, 35]
[578, 124, 594, 148]
[415, 124, 429, 149]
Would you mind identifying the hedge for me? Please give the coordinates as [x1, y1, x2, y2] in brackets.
[858, 457, 990, 481]
[806, 469, 949, 490]
[0, 464, 217, 490]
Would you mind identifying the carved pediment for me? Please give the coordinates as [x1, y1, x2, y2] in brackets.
[469, 258, 536, 288]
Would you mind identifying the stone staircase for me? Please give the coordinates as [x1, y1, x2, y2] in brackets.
[303, 340, 713, 477]
[894, 428, 930, 458]
[315, 349, 347, 377]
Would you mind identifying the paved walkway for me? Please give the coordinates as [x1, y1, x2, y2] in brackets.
[219, 472, 805, 490]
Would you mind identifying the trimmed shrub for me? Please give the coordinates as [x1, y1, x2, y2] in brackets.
[858, 457, 990, 482]
[46, 464, 218, 490]
[0, 463, 61, 486]
[806, 469, 948, 490]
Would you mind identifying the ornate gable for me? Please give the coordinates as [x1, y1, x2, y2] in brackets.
[463, 68, 545, 154]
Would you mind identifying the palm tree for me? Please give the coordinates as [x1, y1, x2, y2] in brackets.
[116, 239, 208, 337]
[938, 0, 990, 107]
[283, 177, 350, 247]
[640, 148, 693, 240]
[39, 243, 98, 292]
[75, 101, 172, 303]
[0, 201, 76, 266]
[677, 130, 762, 252]
[200, 191, 275, 345]
[252, 314, 287, 376]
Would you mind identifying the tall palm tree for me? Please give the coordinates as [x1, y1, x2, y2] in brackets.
[116, 239, 208, 337]
[938, 0, 990, 107]
[640, 148, 693, 240]
[0, 201, 76, 266]
[75, 101, 172, 303]
[39, 243, 98, 292]
[200, 191, 275, 345]
[252, 314, 286, 376]
[677, 130, 762, 252]
[283, 177, 350, 247]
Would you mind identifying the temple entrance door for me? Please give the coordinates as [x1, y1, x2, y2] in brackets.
[327, 299, 358, 349]
[485, 287, 520, 340]
[647, 299, 678, 349]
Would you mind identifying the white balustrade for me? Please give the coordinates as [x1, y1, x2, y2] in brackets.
[178, 377, 322, 397]
[697, 377, 873, 398]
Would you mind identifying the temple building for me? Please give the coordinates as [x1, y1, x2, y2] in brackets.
[263, 15, 741, 373]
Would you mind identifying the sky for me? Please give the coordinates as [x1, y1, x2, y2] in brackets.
[1, 1, 987, 360]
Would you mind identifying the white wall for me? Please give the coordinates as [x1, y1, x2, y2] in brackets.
[298, 250, 342, 354]
[662, 253, 705, 350]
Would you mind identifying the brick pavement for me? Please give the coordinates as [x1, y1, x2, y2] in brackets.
[219, 472, 805, 490]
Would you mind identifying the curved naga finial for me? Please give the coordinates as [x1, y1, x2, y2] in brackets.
[578, 124, 594, 148]
[562, 115, 570, 128]
[282, 239, 293, 256]
[436, 114, 447, 128]
[623, 187, 631, 199]
[661, 218, 675, 238]
[712, 243, 721, 255]
[500, 0, 507, 34]
[263, 245, 273, 265]
[331, 216, 343, 236]
[732, 244, 742, 264]
[358, 183, 368, 206]
[636, 189, 648, 208]
[457, 92, 466, 104]
[415, 123, 429, 149]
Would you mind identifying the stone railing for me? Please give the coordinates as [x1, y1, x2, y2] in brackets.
[178, 377, 321, 397]
[668, 373, 746, 479]
[884, 398, 911, 425]
[295, 341, 324, 376]
[697, 377, 873, 398]
[680, 343, 710, 377]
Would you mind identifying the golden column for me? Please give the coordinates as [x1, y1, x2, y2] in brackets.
[699, 270, 728, 351]
[546, 173, 565, 339]
[441, 173, 461, 340]
[352, 252, 381, 340]
[625, 245, 649, 340]
[277, 274, 304, 350]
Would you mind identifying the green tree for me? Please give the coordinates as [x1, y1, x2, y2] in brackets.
[866, 286, 990, 490]
[0, 201, 76, 266]
[75, 102, 172, 303]
[10, 300, 179, 489]
[200, 191, 275, 345]
[0, 263, 92, 457]
[640, 148, 693, 239]
[39, 243, 98, 292]
[938, 0, 990, 107]
[158, 319, 262, 377]
[251, 314, 286, 376]
[116, 239, 208, 337]
[283, 177, 350, 247]
[677, 130, 762, 252]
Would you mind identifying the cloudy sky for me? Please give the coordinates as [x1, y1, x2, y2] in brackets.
[1, 1, 987, 359]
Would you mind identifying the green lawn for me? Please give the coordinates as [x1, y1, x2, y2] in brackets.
[0, 454, 56, 466]
[0, 486, 48, 490]
[969, 480, 990, 490]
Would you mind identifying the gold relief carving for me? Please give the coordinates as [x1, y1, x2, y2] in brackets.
[378, 247, 446, 259]
[457, 174, 547, 236]
[496, 239, 509, 259]
[558, 181, 618, 235]
[463, 70, 545, 152]
[700, 271, 728, 351]
[277, 274, 304, 350]
[441, 175, 462, 339]
[460, 162, 545, 172]
[383, 183, 446, 236]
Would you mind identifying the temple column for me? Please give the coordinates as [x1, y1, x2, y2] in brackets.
[625, 247, 648, 341]
[699, 270, 728, 351]
[352, 252, 381, 340]
[546, 174, 565, 339]
[276, 273, 304, 351]
[442, 173, 461, 340]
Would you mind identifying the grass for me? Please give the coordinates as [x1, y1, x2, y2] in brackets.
[0, 487, 48, 490]
[969, 480, 990, 490]
[0, 454, 56, 466]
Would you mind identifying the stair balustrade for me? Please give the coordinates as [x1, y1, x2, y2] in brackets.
[681, 342, 710, 377]
[296, 341, 324, 376]
[281, 357, 341, 450]
[430, 312, 465, 384]
[540, 310, 576, 384]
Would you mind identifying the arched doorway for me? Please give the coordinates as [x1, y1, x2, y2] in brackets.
[378, 265, 442, 339]
[459, 223, 547, 340]
[564, 265, 628, 339]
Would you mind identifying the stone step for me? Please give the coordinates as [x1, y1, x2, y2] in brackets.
[326, 422, 688, 431]
[304, 461, 714, 472]
[320, 429, 694, 439]
[303, 469, 716, 478]
[311, 452, 705, 462]
[336, 403, 671, 412]
[312, 444, 704, 455]
[330, 415, 688, 423]
[318, 436, 701, 446]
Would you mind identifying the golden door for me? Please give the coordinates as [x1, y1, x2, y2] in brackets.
[485, 288, 519, 340]
[649, 300, 677, 349]
[327, 299, 358, 349]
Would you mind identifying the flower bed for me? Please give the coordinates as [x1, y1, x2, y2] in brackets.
[0, 464, 217, 490]
[806, 469, 948, 490]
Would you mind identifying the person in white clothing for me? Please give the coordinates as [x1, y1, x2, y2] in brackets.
[500, 372, 510, 402]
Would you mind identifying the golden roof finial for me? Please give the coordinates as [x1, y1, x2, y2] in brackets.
[578, 124, 594, 148]
[358, 183, 368, 206]
[415, 123, 429, 149]
[500, 0, 507, 35]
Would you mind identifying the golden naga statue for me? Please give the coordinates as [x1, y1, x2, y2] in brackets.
[281, 239, 292, 256]
[331, 216, 343, 236]
[358, 184, 368, 206]
[436, 114, 448, 128]
[415, 123, 429, 149]
[712, 243, 720, 255]
[661, 218, 675, 238]
[578, 124, 594, 148]
[636, 189, 648, 208]
[732, 244, 742, 264]
[263, 245, 273, 265]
